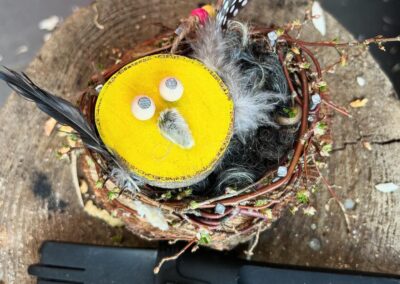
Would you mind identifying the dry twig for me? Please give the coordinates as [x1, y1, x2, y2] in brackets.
[153, 240, 196, 274]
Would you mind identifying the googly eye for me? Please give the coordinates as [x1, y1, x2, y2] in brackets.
[159, 77, 184, 102]
[131, 95, 155, 120]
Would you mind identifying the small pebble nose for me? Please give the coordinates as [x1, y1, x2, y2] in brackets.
[131, 95, 155, 120]
[159, 77, 184, 102]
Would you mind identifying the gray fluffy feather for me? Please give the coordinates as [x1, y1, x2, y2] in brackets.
[190, 20, 298, 195]
[110, 167, 144, 192]
[191, 20, 287, 142]
[158, 108, 194, 149]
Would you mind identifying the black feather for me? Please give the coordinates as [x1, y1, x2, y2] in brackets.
[191, 27, 298, 196]
[0, 68, 110, 158]
[217, 0, 250, 29]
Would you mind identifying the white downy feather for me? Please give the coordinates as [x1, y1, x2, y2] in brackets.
[191, 20, 286, 142]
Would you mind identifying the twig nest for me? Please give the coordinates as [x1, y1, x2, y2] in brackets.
[77, 17, 333, 251]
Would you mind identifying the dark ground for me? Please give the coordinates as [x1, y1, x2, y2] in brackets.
[0, 0, 399, 107]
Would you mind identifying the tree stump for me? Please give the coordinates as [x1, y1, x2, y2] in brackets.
[0, 0, 399, 283]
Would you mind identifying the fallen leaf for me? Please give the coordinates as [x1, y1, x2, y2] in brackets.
[275, 28, 285, 37]
[44, 118, 57, 136]
[261, 208, 273, 219]
[312, 1, 326, 36]
[57, 146, 70, 155]
[38, 15, 60, 31]
[303, 206, 317, 216]
[375, 183, 399, 193]
[107, 188, 120, 200]
[340, 54, 348, 67]
[300, 62, 311, 69]
[291, 19, 302, 29]
[316, 81, 328, 92]
[314, 121, 328, 136]
[105, 179, 117, 190]
[80, 180, 88, 194]
[84, 200, 123, 227]
[291, 47, 300, 55]
[350, 98, 368, 108]
[58, 125, 74, 137]
[67, 135, 77, 148]
[362, 141, 372, 151]
[320, 143, 332, 157]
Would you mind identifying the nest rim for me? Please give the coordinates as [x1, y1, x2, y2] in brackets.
[76, 25, 330, 250]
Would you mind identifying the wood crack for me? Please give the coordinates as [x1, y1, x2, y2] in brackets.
[371, 138, 400, 146]
[333, 136, 400, 152]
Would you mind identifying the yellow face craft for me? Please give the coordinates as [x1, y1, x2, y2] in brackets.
[95, 55, 234, 188]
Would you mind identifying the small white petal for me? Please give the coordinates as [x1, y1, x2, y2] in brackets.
[215, 203, 226, 215]
[356, 76, 366, 87]
[375, 183, 399, 193]
[312, 1, 326, 36]
[38, 15, 60, 31]
[131, 201, 169, 231]
[277, 166, 288, 177]
[311, 93, 322, 104]
[268, 31, 278, 41]
[16, 45, 28, 55]
[344, 198, 356, 210]
[233, 8, 239, 17]
[308, 238, 321, 251]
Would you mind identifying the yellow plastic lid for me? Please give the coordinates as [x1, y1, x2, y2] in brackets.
[95, 54, 234, 188]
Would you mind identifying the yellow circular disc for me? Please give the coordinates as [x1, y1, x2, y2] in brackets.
[95, 54, 234, 188]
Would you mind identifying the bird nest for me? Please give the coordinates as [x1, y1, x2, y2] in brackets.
[76, 23, 334, 251]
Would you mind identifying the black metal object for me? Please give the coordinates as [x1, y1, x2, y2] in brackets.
[28, 242, 156, 284]
[29, 241, 400, 284]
